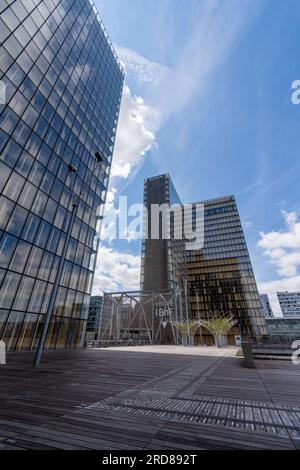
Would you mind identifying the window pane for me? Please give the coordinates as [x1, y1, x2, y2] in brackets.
[24, 246, 43, 277]
[16, 313, 39, 350]
[9, 239, 31, 273]
[21, 213, 40, 243]
[0, 233, 18, 269]
[2, 311, 25, 351]
[27, 280, 47, 313]
[0, 196, 15, 230]
[0, 161, 12, 193]
[5, 204, 28, 237]
[0, 273, 21, 309]
[44, 316, 61, 349]
[13, 276, 35, 311]
[56, 318, 70, 349]
[3, 172, 26, 202]
[0, 310, 9, 338]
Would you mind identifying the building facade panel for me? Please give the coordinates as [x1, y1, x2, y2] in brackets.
[277, 291, 300, 316]
[141, 174, 187, 292]
[187, 196, 267, 338]
[0, 0, 124, 350]
[260, 294, 274, 317]
[86, 295, 103, 340]
[266, 316, 300, 340]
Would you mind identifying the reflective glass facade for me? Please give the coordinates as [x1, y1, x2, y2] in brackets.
[86, 295, 103, 338]
[266, 316, 300, 340]
[141, 175, 267, 340]
[141, 174, 187, 292]
[187, 196, 267, 338]
[0, 0, 124, 350]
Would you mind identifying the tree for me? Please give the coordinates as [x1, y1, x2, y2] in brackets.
[173, 321, 199, 346]
[198, 312, 237, 348]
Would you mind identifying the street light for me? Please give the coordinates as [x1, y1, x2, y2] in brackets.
[196, 290, 203, 346]
[33, 152, 103, 367]
[184, 278, 191, 346]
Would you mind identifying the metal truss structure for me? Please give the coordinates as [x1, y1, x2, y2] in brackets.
[98, 288, 187, 345]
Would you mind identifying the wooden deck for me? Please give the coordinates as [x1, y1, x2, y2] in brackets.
[0, 345, 300, 450]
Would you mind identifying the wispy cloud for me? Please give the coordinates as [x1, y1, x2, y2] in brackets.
[116, 45, 170, 86]
[117, 0, 264, 126]
[257, 210, 300, 314]
[95, 0, 265, 293]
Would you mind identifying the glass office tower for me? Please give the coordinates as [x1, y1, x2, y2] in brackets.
[187, 196, 267, 338]
[86, 295, 103, 340]
[0, 0, 124, 350]
[141, 175, 267, 340]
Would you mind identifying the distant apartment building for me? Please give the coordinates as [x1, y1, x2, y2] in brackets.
[277, 291, 300, 316]
[141, 174, 267, 343]
[0, 0, 124, 351]
[260, 294, 274, 317]
[86, 296, 103, 340]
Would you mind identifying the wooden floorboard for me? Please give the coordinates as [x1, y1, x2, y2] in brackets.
[0, 346, 299, 450]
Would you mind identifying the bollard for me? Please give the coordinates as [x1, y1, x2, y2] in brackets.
[242, 341, 255, 369]
[0, 341, 6, 365]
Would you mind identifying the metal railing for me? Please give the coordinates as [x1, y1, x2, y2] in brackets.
[85, 339, 152, 349]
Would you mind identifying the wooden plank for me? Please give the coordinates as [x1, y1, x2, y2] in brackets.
[0, 347, 299, 450]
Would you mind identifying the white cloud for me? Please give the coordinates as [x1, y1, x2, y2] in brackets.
[258, 276, 300, 316]
[94, 0, 265, 294]
[258, 211, 300, 277]
[111, 85, 158, 178]
[257, 210, 300, 314]
[116, 45, 170, 85]
[92, 245, 140, 293]
[243, 221, 253, 228]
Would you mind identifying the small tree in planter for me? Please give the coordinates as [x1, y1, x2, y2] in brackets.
[198, 312, 238, 348]
[173, 321, 200, 346]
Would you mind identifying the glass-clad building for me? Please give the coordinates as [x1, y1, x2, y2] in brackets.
[86, 295, 103, 340]
[0, 0, 124, 350]
[141, 174, 187, 292]
[187, 196, 267, 338]
[141, 175, 267, 341]
[266, 316, 300, 341]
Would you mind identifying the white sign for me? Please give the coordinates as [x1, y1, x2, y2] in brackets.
[292, 340, 300, 365]
[0, 80, 6, 105]
[155, 299, 173, 318]
[0, 341, 6, 365]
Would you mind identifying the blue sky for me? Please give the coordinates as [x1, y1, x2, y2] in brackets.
[92, 0, 300, 315]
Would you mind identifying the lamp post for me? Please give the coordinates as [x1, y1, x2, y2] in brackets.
[184, 278, 191, 346]
[33, 152, 103, 368]
[196, 290, 203, 346]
